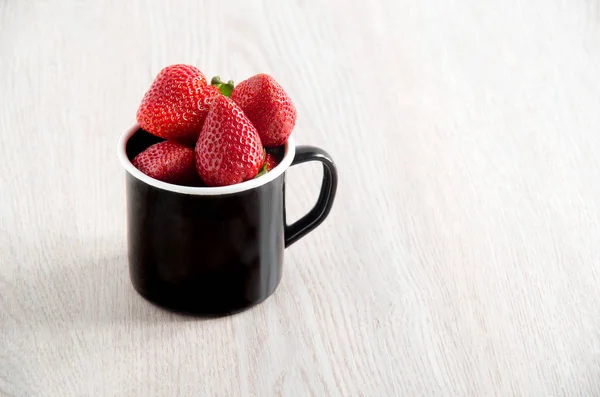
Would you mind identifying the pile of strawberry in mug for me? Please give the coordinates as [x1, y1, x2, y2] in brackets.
[132, 64, 296, 187]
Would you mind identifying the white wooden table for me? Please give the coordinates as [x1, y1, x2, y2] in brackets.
[2, 1, 600, 395]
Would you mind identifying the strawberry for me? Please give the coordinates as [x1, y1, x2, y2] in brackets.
[231, 74, 297, 147]
[132, 141, 197, 185]
[195, 95, 264, 187]
[136, 64, 219, 145]
[255, 152, 280, 179]
[264, 153, 279, 172]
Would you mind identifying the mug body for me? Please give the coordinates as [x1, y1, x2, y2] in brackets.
[120, 126, 295, 315]
[126, 173, 286, 315]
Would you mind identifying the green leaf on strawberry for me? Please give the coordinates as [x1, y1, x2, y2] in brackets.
[210, 76, 235, 97]
[255, 163, 269, 179]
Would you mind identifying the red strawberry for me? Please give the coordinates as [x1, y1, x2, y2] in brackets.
[132, 141, 197, 185]
[136, 64, 220, 145]
[231, 74, 296, 147]
[195, 95, 264, 187]
[264, 153, 279, 172]
[255, 152, 280, 179]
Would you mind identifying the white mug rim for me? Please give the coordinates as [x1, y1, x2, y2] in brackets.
[117, 123, 295, 196]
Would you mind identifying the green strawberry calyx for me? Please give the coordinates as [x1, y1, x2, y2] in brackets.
[211, 76, 235, 97]
[255, 163, 268, 179]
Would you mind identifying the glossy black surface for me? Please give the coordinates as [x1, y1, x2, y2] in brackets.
[124, 129, 338, 316]
[284, 146, 338, 247]
[127, 172, 285, 315]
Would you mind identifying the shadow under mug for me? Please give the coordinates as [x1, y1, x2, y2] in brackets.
[117, 124, 338, 316]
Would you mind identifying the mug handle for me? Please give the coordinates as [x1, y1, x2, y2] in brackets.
[285, 146, 338, 247]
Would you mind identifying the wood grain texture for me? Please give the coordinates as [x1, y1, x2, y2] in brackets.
[2, 0, 600, 395]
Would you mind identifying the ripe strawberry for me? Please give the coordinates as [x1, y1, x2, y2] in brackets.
[264, 153, 279, 172]
[195, 95, 264, 187]
[255, 152, 280, 179]
[132, 141, 197, 185]
[136, 64, 220, 145]
[231, 74, 296, 147]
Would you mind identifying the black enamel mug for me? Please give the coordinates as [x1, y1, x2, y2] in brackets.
[117, 124, 338, 315]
